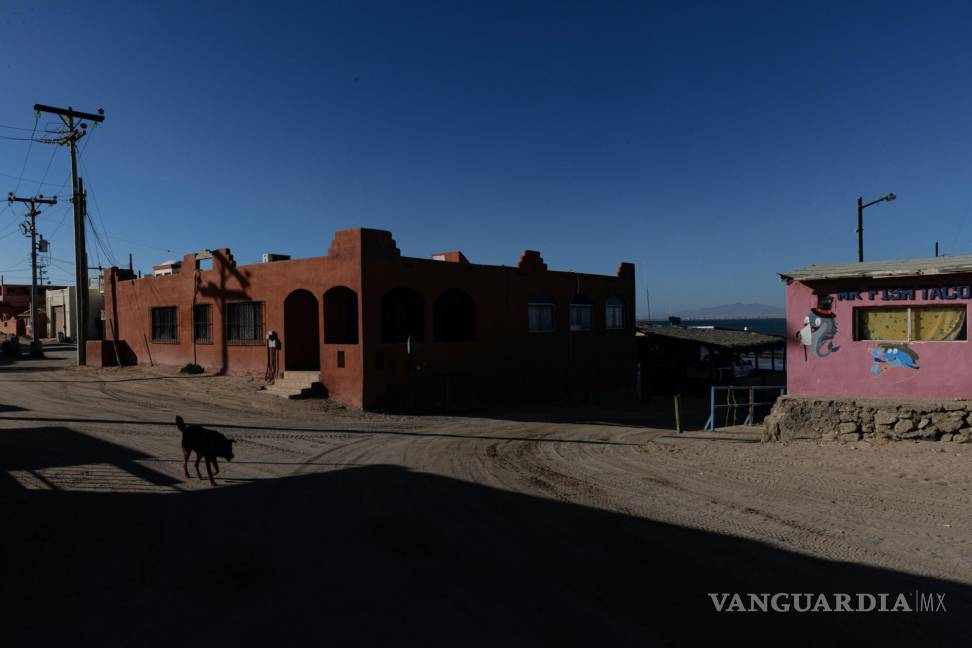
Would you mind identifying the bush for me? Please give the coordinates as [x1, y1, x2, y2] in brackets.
[1, 338, 20, 357]
[180, 363, 205, 374]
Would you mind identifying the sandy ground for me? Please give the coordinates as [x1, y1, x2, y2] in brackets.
[2, 344, 971, 645]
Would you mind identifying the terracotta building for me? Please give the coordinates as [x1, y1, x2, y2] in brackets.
[0, 282, 66, 337]
[93, 228, 636, 409]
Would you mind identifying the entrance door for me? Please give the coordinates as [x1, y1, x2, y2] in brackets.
[283, 289, 321, 371]
[53, 305, 65, 339]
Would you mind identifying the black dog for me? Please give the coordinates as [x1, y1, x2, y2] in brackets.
[175, 415, 234, 486]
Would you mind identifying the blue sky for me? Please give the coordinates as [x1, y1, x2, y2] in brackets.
[3, 1, 972, 316]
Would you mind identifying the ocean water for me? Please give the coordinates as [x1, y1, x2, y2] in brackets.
[644, 318, 787, 337]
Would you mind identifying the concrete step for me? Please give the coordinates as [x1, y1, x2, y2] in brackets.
[275, 376, 322, 387]
[282, 370, 320, 382]
[262, 385, 304, 399]
[261, 381, 325, 400]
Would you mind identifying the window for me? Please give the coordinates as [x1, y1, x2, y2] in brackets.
[528, 298, 555, 332]
[606, 296, 624, 330]
[569, 295, 593, 331]
[151, 307, 178, 342]
[855, 306, 966, 341]
[193, 304, 212, 342]
[323, 286, 359, 344]
[337, 350, 345, 368]
[226, 301, 264, 344]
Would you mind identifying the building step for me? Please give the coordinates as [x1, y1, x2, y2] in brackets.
[261, 381, 325, 400]
[282, 370, 320, 382]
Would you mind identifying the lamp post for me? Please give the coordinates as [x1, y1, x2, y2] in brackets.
[857, 192, 896, 262]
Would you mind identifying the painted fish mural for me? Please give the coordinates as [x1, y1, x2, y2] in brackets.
[870, 344, 920, 375]
[796, 294, 839, 357]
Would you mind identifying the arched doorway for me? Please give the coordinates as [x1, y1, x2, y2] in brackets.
[284, 289, 320, 371]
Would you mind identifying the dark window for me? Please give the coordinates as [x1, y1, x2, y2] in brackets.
[323, 286, 359, 344]
[528, 296, 555, 333]
[151, 306, 178, 342]
[381, 287, 424, 343]
[337, 350, 345, 368]
[569, 295, 593, 331]
[433, 288, 476, 341]
[606, 296, 624, 330]
[375, 352, 384, 369]
[193, 304, 212, 342]
[227, 301, 264, 344]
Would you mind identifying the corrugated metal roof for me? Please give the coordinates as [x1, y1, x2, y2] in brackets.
[637, 324, 783, 350]
[781, 255, 972, 282]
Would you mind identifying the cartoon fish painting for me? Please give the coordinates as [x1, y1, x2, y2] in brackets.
[796, 295, 839, 357]
[870, 344, 920, 375]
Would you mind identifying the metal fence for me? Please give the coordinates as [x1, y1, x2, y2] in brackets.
[703, 385, 786, 430]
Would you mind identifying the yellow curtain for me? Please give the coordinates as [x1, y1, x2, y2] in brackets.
[912, 307, 966, 341]
[858, 308, 908, 341]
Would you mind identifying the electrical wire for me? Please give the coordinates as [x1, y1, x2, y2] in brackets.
[76, 138, 118, 265]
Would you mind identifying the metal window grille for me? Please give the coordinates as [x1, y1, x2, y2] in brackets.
[193, 304, 212, 342]
[528, 303, 555, 332]
[151, 307, 178, 342]
[226, 301, 263, 343]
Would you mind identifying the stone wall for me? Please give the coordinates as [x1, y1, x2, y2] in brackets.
[763, 395, 972, 443]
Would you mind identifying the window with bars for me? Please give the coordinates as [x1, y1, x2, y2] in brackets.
[193, 304, 213, 342]
[226, 301, 264, 344]
[151, 307, 178, 343]
[605, 296, 624, 330]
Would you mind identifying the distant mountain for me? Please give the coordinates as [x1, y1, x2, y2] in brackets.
[674, 303, 784, 320]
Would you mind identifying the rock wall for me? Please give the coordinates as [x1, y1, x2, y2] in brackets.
[763, 395, 972, 443]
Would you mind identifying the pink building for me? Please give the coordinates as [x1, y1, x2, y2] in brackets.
[783, 256, 972, 400]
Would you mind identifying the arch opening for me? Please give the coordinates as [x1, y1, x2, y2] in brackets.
[284, 289, 320, 371]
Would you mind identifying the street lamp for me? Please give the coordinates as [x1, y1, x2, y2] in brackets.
[857, 192, 896, 262]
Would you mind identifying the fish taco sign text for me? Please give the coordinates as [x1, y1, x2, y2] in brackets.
[836, 284, 972, 301]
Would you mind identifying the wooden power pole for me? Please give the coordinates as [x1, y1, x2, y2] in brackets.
[7, 193, 57, 356]
[33, 104, 105, 365]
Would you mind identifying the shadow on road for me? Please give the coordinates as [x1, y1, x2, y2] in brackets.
[0, 425, 969, 645]
[0, 415, 642, 446]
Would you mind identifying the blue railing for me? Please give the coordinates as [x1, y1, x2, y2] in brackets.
[703, 385, 786, 430]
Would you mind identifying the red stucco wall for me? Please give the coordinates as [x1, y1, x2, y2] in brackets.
[102, 228, 636, 409]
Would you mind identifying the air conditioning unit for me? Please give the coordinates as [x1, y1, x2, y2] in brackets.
[261, 253, 291, 263]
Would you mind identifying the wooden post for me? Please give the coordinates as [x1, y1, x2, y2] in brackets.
[748, 386, 755, 425]
[674, 394, 682, 433]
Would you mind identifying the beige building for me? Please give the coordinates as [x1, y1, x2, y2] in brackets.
[45, 282, 105, 342]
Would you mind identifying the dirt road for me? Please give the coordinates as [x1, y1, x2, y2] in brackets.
[2, 345, 971, 644]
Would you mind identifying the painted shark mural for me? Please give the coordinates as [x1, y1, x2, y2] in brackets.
[870, 343, 920, 375]
[796, 294, 839, 357]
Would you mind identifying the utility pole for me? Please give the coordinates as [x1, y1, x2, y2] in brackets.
[34, 104, 105, 365]
[7, 193, 57, 356]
